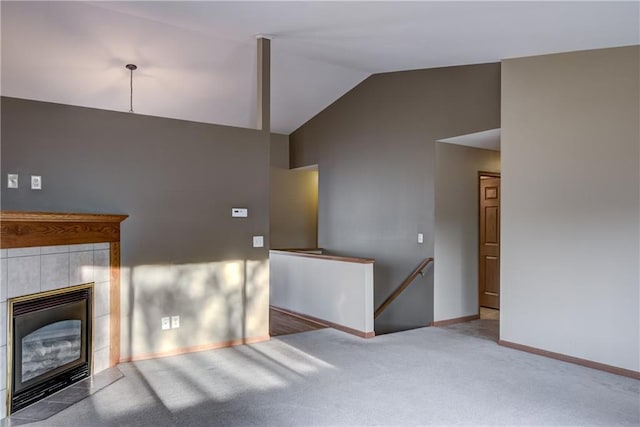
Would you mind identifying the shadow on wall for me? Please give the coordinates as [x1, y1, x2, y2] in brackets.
[373, 261, 434, 335]
[119, 259, 270, 360]
[74, 258, 346, 424]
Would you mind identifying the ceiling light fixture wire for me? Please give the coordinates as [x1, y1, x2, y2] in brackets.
[125, 64, 137, 113]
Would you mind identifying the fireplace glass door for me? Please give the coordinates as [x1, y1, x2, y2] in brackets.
[9, 285, 92, 413]
[15, 302, 86, 391]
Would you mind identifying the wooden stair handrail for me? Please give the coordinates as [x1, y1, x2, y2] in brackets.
[374, 258, 434, 319]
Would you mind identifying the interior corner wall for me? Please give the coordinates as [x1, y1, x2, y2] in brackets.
[269, 133, 318, 249]
[434, 143, 500, 322]
[270, 168, 318, 249]
[501, 46, 640, 371]
[0, 97, 271, 360]
[290, 63, 500, 333]
[270, 133, 290, 169]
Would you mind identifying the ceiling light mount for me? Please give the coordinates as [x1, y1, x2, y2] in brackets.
[125, 63, 137, 113]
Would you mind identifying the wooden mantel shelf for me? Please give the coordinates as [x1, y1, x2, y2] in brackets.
[0, 211, 128, 249]
[1, 211, 128, 223]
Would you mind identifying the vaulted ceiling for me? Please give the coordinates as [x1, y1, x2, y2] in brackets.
[2, 1, 638, 134]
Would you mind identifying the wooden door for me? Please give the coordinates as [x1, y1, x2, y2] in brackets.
[479, 175, 500, 309]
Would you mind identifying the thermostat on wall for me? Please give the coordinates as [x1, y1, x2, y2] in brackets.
[232, 208, 248, 218]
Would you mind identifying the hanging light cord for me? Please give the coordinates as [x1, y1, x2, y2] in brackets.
[126, 64, 137, 113]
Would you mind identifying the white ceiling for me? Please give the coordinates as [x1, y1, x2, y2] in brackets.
[1, 1, 638, 134]
[439, 129, 501, 152]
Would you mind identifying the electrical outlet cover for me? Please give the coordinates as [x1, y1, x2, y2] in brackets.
[161, 317, 171, 330]
[171, 315, 180, 329]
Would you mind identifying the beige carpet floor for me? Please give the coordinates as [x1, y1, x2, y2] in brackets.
[4, 320, 638, 426]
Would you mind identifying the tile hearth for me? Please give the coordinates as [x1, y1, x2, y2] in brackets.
[2, 366, 123, 426]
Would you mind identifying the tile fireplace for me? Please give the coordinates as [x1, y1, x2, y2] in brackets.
[0, 211, 127, 418]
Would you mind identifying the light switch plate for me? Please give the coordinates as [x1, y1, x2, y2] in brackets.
[417, 233, 424, 244]
[7, 174, 18, 189]
[31, 175, 42, 190]
[232, 208, 248, 217]
[253, 235, 264, 248]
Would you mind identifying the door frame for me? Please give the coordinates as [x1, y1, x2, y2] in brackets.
[478, 171, 501, 314]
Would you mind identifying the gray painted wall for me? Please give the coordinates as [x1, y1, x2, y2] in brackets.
[434, 142, 500, 322]
[270, 133, 290, 169]
[1, 97, 271, 358]
[501, 46, 639, 371]
[290, 63, 500, 333]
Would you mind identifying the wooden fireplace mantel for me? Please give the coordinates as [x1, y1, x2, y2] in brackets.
[0, 210, 128, 367]
[0, 211, 128, 249]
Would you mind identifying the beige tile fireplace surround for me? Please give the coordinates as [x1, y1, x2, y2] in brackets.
[0, 211, 127, 418]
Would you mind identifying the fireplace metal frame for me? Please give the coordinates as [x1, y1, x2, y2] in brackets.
[6, 282, 95, 414]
